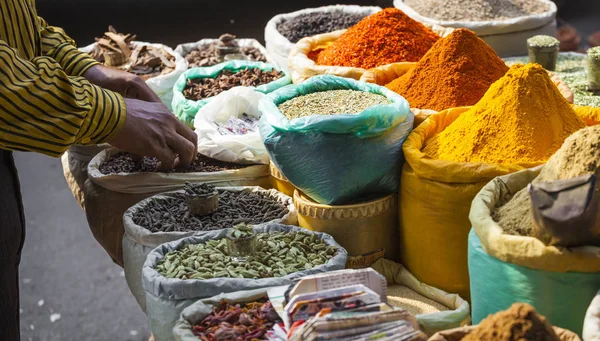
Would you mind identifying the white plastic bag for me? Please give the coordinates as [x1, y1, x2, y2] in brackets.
[80, 41, 187, 108]
[584, 290, 600, 341]
[174, 38, 276, 67]
[393, 0, 557, 57]
[122, 186, 297, 312]
[194, 87, 269, 164]
[264, 5, 381, 72]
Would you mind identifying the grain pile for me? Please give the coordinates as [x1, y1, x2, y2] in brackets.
[387, 285, 449, 316]
[404, 0, 551, 21]
[494, 125, 600, 236]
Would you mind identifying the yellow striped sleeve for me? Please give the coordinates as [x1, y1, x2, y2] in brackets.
[38, 17, 100, 76]
[0, 40, 126, 157]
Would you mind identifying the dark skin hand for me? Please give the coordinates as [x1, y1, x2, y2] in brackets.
[84, 65, 197, 171]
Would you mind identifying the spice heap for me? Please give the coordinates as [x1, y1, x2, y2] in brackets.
[230, 223, 254, 239]
[423, 64, 585, 164]
[277, 90, 390, 120]
[99, 152, 247, 175]
[404, 0, 550, 21]
[462, 303, 560, 341]
[184, 34, 267, 68]
[277, 11, 368, 43]
[191, 299, 280, 341]
[494, 125, 600, 236]
[387, 285, 449, 316]
[89, 26, 175, 79]
[183, 182, 216, 197]
[132, 190, 289, 233]
[183, 68, 284, 101]
[386, 29, 508, 111]
[154, 231, 337, 279]
[316, 8, 440, 69]
[528, 35, 560, 48]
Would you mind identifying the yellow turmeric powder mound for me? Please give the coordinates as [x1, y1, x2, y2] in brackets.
[423, 64, 586, 164]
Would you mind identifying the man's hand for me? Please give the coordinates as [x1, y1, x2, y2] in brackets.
[109, 99, 197, 171]
[83, 65, 162, 103]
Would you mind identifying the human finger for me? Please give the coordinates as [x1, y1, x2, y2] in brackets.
[167, 133, 196, 169]
[153, 143, 177, 172]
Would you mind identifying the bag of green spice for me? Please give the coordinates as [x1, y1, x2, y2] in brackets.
[258, 75, 413, 205]
[142, 223, 347, 341]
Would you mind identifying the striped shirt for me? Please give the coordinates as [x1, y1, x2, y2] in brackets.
[0, 0, 126, 157]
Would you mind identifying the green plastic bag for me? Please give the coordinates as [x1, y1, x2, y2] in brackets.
[468, 229, 600, 337]
[172, 60, 291, 126]
[258, 75, 412, 205]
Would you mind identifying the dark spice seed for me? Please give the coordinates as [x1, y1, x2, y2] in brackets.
[183, 68, 284, 101]
[132, 190, 289, 233]
[277, 11, 368, 44]
[99, 152, 249, 175]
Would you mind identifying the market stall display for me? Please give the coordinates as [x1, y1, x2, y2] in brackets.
[172, 61, 291, 127]
[394, 0, 557, 57]
[123, 185, 295, 311]
[385, 28, 508, 111]
[142, 224, 346, 341]
[81, 26, 187, 107]
[288, 9, 453, 83]
[399, 64, 584, 302]
[260, 75, 412, 205]
[429, 303, 580, 341]
[264, 5, 381, 72]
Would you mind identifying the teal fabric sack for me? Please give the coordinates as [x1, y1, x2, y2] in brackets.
[258, 75, 412, 205]
[172, 60, 291, 126]
[468, 229, 600, 337]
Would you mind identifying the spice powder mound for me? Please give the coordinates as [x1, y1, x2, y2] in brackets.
[386, 28, 508, 111]
[422, 63, 585, 164]
[405, 0, 550, 21]
[316, 8, 440, 69]
[277, 90, 390, 120]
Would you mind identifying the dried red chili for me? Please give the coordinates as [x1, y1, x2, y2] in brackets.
[317, 8, 440, 69]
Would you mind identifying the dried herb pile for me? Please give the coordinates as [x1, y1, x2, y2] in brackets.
[132, 190, 289, 233]
[183, 68, 284, 101]
[191, 299, 280, 341]
[89, 26, 175, 79]
[185, 34, 267, 68]
[99, 152, 247, 175]
[155, 230, 337, 279]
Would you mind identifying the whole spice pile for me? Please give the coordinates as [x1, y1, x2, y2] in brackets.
[386, 29, 508, 111]
[386, 285, 449, 316]
[528, 35, 560, 48]
[183, 68, 284, 101]
[277, 90, 390, 120]
[277, 11, 368, 43]
[494, 125, 600, 236]
[184, 182, 216, 197]
[99, 152, 247, 175]
[423, 63, 585, 164]
[191, 299, 280, 341]
[184, 34, 267, 68]
[404, 0, 550, 21]
[462, 303, 560, 341]
[89, 26, 175, 79]
[316, 8, 440, 69]
[132, 190, 289, 233]
[154, 230, 337, 279]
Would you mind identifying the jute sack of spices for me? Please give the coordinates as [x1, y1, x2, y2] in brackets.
[288, 9, 454, 84]
[172, 288, 274, 341]
[393, 0, 557, 57]
[122, 186, 297, 312]
[142, 224, 347, 341]
[60, 144, 110, 209]
[371, 259, 471, 336]
[80, 41, 187, 109]
[264, 5, 381, 72]
[83, 148, 270, 266]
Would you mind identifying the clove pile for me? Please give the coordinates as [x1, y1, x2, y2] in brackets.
[89, 26, 175, 79]
[183, 68, 284, 101]
[132, 190, 290, 233]
[99, 152, 248, 175]
[184, 34, 267, 68]
[191, 299, 280, 341]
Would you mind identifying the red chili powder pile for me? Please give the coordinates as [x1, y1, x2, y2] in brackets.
[316, 8, 440, 69]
